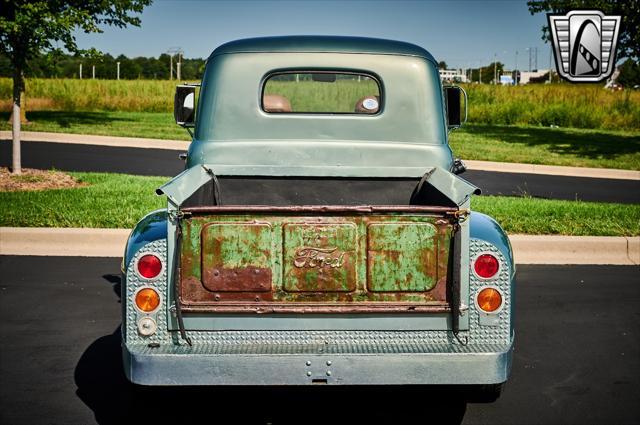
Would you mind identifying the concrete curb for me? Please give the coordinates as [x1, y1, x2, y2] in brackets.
[2, 131, 638, 181]
[464, 160, 640, 181]
[0, 130, 190, 151]
[1, 227, 638, 265]
[508, 234, 639, 265]
[0, 227, 130, 258]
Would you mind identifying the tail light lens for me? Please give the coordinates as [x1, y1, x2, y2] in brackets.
[474, 254, 499, 279]
[135, 288, 161, 312]
[477, 287, 503, 313]
[137, 254, 162, 279]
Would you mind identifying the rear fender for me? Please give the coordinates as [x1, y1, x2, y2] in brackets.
[123, 209, 168, 271]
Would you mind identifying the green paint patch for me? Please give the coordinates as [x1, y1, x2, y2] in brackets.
[367, 223, 438, 292]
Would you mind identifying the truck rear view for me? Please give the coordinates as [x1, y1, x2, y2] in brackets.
[122, 36, 515, 397]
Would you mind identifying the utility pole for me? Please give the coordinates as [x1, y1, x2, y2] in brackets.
[167, 47, 182, 81]
[529, 47, 538, 72]
[549, 45, 553, 82]
[117, 62, 120, 80]
[515, 50, 518, 85]
[92, 65, 95, 79]
[479, 67, 482, 84]
[177, 52, 182, 81]
[79, 63, 82, 79]
[494, 53, 497, 85]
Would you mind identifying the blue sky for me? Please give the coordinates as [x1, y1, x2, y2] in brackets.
[74, 0, 552, 70]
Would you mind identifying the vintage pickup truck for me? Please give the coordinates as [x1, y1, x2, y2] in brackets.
[122, 36, 515, 398]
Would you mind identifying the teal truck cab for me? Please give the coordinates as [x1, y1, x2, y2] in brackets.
[122, 36, 515, 398]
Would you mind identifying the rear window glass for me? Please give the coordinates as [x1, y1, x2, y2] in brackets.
[262, 72, 381, 114]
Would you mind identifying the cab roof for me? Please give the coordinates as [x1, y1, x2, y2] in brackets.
[210, 36, 436, 63]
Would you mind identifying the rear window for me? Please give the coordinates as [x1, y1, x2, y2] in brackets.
[262, 71, 381, 114]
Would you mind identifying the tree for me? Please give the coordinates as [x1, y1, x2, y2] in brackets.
[438, 61, 448, 70]
[0, 0, 152, 174]
[617, 59, 640, 87]
[527, 1, 640, 63]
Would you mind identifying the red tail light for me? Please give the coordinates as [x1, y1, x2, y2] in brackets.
[474, 254, 499, 279]
[137, 254, 162, 279]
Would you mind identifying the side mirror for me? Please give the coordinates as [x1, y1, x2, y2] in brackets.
[444, 86, 467, 130]
[174, 85, 196, 127]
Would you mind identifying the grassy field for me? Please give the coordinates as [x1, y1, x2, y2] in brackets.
[1, 78, 639, 130]
[0, 78, 179, 112]
[2, 111, 637, 169]
[461, 83, 640, 131]
[0, 110, 189, 140]
[0, 172, 638, 235]
[448, 124, 640, 170]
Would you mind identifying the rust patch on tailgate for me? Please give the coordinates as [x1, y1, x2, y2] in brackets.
[200, 223, 273, 292]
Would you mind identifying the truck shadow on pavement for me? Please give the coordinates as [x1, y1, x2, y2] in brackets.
[74, 275, 473, 425]
[74, 329, 472, 425]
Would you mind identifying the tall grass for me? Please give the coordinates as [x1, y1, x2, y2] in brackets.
[0, 78, 178, 112]
[1, 78, 639, 130]
[462, 83, 640, 130]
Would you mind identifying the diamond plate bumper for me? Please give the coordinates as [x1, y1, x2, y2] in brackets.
[123, 341, 513, 386]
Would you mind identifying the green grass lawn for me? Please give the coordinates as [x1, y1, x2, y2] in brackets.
[2, 111, 638, 170]
[449, 124, 640, 170]
[0, 111, 191, 140]
[1, 172, 638, 235]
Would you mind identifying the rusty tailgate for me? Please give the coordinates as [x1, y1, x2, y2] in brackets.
[179, 206, 457, 313]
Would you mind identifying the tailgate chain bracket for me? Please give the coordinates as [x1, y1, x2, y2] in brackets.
[171, 209, 192, 346]
[450, 218, 468, 346]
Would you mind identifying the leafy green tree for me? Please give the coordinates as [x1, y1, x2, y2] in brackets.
[470, 62, 504, 84]
[527, 0, 639, 63]
[438, 61, 448, 70]
[617, 59, 640, 87]
[0, 0, 152, 174]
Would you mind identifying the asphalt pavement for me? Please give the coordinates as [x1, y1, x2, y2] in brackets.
[2, 140, 639, 204]
[0, 256, 638, 425]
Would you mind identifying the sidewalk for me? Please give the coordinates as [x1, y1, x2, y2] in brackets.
[2, 130, 639, 180]
[1, 227, 638, 265]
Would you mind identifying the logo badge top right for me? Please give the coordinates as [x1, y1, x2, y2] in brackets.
[548, 10, 621, 83]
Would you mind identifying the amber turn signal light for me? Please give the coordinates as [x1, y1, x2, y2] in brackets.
[135, 288, 161, 312]
[477, 287, 503, 313]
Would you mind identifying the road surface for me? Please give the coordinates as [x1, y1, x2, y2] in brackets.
[0, 256, 638, 424]
[2, 140, 639, 203]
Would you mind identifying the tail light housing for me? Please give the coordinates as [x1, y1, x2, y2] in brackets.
[136, 254, 163, 279]
[473, 253, 499, 279]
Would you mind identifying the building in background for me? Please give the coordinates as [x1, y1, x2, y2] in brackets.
[439, 69, 468, 83]
[518, 69, 549, 84]
[500, 74, 514, 85]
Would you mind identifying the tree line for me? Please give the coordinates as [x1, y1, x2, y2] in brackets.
[0, 52, 205, 80]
